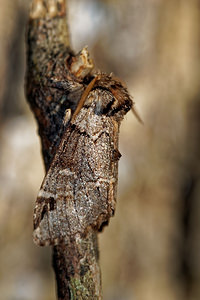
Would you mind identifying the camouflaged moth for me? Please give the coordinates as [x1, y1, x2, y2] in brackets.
[33, 74, 132, 246]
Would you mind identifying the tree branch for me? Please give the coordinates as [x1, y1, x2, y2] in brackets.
[26, 0, 102, 298]
[26, 1, 132, 299]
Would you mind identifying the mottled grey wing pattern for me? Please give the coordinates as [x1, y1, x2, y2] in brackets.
[33, 89, 121, 246]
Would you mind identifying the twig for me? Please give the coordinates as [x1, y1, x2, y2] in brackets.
[26, 0, 102, 298]
[26, 1, 132, 299]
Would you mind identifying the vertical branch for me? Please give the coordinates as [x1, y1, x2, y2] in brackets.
[26, 0, 102, 299]
[53, 232, 101, 299]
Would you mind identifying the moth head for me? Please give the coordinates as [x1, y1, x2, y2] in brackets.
[72, 74, 133, 122]
[91, 76, 133, 120]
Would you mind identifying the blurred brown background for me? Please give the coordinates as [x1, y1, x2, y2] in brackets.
[0, 0, 200, 299]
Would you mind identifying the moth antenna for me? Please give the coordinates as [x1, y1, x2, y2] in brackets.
[71, 76, 100, 122]
[63, 109, 71, 125]
[132, 104, 144, 124]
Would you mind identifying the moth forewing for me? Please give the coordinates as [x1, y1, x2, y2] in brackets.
[33, 75, 132, 246]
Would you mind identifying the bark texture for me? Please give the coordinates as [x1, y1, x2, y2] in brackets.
[26, 0, 102, 299]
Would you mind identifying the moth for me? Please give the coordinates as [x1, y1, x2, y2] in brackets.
[33, 74, 133, 246]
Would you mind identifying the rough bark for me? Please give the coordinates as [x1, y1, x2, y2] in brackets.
[26, 0, 102, 299]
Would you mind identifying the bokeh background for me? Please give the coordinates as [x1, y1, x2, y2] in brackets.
[0, 0, 200, 299]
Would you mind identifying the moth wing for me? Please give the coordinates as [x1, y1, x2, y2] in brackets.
[33, 127, 82, 246]
[33, 91, 119, 246]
